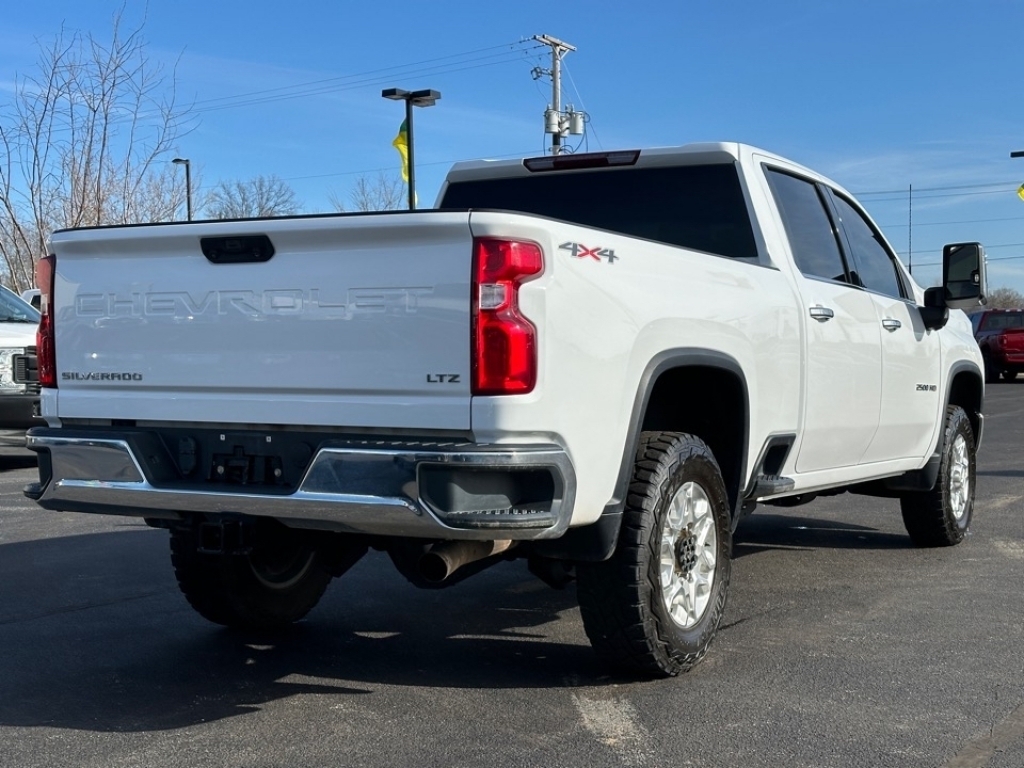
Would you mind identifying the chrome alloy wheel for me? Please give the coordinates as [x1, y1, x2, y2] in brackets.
[948, 434, 971, 521]
[659, 481, 718, 629]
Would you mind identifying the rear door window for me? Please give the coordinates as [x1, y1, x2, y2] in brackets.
[764, 168, 848, 282]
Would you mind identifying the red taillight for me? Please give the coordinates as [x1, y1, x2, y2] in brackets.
[472, 238, 543, 395]
[35, 255, 56, 388]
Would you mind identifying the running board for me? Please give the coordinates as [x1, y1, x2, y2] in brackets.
[748, 475, 795, 499]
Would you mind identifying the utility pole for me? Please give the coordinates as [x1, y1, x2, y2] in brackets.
[533, 34, 579, 155]
[908, 184, 913, 274]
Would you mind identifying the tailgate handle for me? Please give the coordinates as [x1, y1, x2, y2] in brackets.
[201, 235, 275, 264]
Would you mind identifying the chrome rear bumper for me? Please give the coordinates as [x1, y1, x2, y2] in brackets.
[25, 429, 576, 540]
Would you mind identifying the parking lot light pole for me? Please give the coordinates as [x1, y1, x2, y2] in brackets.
[382, 88, 441, 210]
[172, 157, 192, 221]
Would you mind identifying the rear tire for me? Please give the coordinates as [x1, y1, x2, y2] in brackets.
[170, 523, 333, 629]
[900, 405, 976, 547]
[576, 431, 732, 677]
[1002, 370, 1018, 381]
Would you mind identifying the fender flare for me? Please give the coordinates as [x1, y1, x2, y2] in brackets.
[532, 348, 749, 562]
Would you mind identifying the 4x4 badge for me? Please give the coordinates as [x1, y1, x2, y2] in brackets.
[559, 241, 618, 264]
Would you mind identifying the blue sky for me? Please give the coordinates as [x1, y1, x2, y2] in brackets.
[2, 0, 1024, 293]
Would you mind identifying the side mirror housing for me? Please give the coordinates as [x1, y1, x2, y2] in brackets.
[920, 286, 949, 330]
[941, 242, 987, 310]
[917, 242, 985, 330]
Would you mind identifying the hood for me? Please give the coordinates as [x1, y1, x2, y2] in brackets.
[0, 321, 37, 348]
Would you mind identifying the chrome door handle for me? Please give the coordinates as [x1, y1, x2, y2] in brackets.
[882, 318, 902, 332]
[809, 305, 835, 322]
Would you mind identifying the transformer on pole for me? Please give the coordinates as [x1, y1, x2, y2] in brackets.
[533, 34, 585, 155]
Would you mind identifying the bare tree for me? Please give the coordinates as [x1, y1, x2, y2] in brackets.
[206, 175, 300, 219]
[984, 286, 1024, 309]
[330, 171, 405, 212]
[0, 10, 193, 291]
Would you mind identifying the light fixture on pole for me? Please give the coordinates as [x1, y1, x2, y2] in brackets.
[382, 88, 441, 210]
[172, 157, 193, 221]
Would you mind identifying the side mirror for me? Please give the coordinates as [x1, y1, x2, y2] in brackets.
[941, 242, 987, 310]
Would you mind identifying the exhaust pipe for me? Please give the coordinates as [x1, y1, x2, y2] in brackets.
[419, 540, 515, 583]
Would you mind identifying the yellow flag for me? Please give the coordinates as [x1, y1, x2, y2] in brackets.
[392, 119, 409, 182]
[1018, 183, 1024, 202]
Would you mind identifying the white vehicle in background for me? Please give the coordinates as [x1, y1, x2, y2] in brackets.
[0, 285, 42, 449]
[20, 288, 41, 310]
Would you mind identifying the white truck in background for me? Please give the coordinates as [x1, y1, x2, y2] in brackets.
[25, 143, 987, 676]
[0, 285, 41, 449]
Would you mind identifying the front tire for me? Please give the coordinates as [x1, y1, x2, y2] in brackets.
[576, 432, 732, 677]
[1002, 370, 1018, 381]
[170, 523, 333, 629]
[900, 405, 976, 547]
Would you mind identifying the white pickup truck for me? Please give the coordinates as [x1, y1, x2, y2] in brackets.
[25, 143, 987, 677]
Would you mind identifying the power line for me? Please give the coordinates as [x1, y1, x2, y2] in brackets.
[855, 179, 1017, 197]
[187, 45, 543, 115]
[188, 42, 535, 110]
[858, 186, 1019, 204]
[898, 247, 1024, 263]
[905, 253, 1024, 268]
[46, 40, 543, 131]
[880, 216, 1023, 230]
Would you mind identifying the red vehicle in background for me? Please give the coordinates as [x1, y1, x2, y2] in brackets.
[972, 309, 1024, 382]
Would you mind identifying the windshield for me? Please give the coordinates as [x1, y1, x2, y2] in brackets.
[0, 285, 41, 324]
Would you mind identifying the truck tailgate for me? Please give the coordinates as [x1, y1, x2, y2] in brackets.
[1001, 328, 1024, 357]
[49, 213, 474, 430]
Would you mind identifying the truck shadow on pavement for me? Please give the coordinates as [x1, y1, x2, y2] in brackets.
[0, 529, 608, 733]
[976, 468, 1024, 478]
[0, 454, 36, 471]
[732, 512, 910, 557]
[0, 508, 921, 733]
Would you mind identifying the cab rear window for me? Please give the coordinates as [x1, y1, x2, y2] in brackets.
[440, 163, 758, 260]
[980, 312, 1024, 330]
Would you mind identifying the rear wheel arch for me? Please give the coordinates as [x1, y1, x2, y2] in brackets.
[536, 350, 745, 565]
[532, 350, 749, 564]
[616, 351, 749, 518]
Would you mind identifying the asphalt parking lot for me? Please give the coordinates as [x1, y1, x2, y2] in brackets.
[1, 386, 1022, 768]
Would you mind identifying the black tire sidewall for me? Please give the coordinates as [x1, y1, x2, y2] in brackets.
[940, 407, 976, 538]
[642, 436, 732, 671]
[170, 526, 332, 629]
